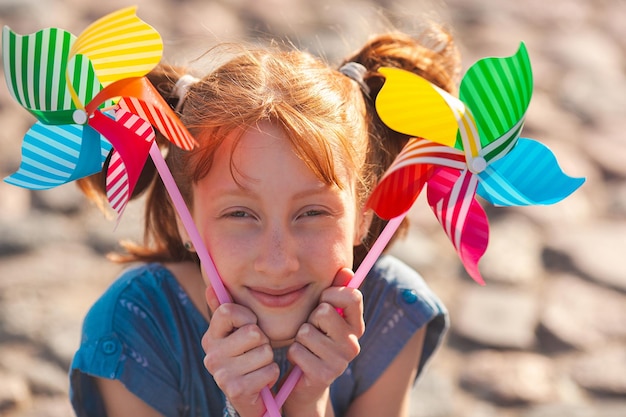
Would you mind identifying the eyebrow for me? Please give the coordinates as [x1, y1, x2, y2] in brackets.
[212, 181, 339, 201]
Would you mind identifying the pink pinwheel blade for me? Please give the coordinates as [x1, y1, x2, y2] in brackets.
[88, 109, 153, 216]
[427, 167, 489, 285]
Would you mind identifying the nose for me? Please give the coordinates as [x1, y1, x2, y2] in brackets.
[254, 224, 299, 279]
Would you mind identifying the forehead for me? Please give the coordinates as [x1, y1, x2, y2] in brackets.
[221, 121, 354, 188]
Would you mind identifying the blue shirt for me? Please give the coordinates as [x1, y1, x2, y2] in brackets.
[70, 255, 448, 416]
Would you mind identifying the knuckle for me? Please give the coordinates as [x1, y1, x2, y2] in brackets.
[350, 288, 363, 306]
[348, 336, 361, 358]
[203, 350, 221, 372]
[295, 323, 313, 342]
[317, 366, 337, 385]
[242, 324, 266, 344]
[222, 379, 247, 399]
[260, 343, 274, 361]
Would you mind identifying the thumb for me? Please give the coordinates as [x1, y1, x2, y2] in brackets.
[332, 267, 354, 287]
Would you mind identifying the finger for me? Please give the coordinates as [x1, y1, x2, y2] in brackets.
[226, 324, 272, 357]
[307, 302, 360, 350]
[212, 360, 280, 413]
[318, 287, 364, 336]
[210, 342, 276, 379]
[208, 303, 258, 339]
[331, 268, 353, 317]
[332, 267, 353, 287]
[289, 323, 356, 385]
[205, 285, 221, 313]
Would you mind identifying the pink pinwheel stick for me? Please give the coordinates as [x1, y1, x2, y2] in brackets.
[148, 142, 231, 304]
[264, 211, 408, 416]
[348, 212, 408, 289]
[149, 142, 282, 417]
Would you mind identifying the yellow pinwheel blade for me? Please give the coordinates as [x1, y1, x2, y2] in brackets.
[70, 6, 163, 86]
[376, 67, 460, 147]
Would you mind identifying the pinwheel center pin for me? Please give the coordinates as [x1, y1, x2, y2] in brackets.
[469, 156, 487, 173]
[72, 109, 88, 125]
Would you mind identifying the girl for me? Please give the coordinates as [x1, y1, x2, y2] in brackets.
[71, 24, 459, 417]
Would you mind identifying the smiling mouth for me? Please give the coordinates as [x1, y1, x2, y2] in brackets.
[248, 284, 309, 308]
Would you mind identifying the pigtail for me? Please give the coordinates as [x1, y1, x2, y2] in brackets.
[344, 25, 461, 268]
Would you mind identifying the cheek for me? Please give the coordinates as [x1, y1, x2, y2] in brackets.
[303, 224, 356, 273]
[204, 233, 256, 272]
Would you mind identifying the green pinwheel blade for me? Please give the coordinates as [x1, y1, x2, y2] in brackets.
[459, 42, 533, 150]
[2, 26, 105, 124]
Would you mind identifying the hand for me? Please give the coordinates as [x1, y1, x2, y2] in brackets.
[202, 287, 280, 417]
[283, 268, 365, 416]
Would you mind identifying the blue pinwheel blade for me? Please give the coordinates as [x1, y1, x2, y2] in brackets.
[476, 138, 585, 206]
[4, 122, 112, 189]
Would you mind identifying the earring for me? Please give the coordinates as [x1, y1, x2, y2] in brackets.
[183, 241, 194, 251]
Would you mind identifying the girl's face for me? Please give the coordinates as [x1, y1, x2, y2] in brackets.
[192, 121, 362, 345]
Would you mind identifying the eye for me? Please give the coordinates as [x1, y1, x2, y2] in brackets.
[297, 208, 330, 219]
[222, 209, 254, 219]
[303, 209, 325, 217]
[229, 210, 249, 218]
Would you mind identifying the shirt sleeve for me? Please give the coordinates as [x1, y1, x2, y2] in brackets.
[350, 255, 449, 398]
[69, 264, 186, 417]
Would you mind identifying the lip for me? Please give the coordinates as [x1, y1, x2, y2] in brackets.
[248, 284, 309, 308]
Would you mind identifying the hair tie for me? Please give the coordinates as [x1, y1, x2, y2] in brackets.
[173, 74, 200, 112]
[339, 62, 370, 96]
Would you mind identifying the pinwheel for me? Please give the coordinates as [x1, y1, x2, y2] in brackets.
[3, 6, 169, 212]
[366, 43, 585, 284]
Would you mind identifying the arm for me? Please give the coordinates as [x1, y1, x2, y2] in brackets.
[344, 327, 426, 417]
[96, 377, 166, 417]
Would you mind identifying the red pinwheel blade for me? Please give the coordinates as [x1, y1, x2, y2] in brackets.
[366, 137, 465, 219]
[88, 109, 154, 216]
[427, 167, 489, 285]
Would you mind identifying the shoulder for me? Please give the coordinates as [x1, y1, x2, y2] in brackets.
[361, 255, 447, 326]
[74, 262, 191, 364]
[83, 263, 180, 326]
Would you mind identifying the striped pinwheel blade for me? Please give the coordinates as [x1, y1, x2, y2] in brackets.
[366, 137, 466, 219]
[2, 26, 104, 123]
[477, 138, 585, 206]
[85, 77, 195, 151]
[459, 42, 533, 152]
[3, 122, 111, 189]
[119, 95, 195, 151]
[88, 108, 154, 216]
[375, 67, 460, 148]
[70, 6, 163, 87]
[427, 167, 489, 285]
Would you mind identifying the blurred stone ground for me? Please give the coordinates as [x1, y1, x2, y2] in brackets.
[0, 0, 625, 416]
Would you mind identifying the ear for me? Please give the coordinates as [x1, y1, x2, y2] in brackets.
[175, 214, 195, 252]
[353, 208, 374, 246]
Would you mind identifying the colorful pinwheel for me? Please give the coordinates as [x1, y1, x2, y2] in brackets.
[2, 6, 194, 216]
[367, 43, 585, 284]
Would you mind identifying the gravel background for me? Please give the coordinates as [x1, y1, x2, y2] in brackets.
[1, 0, 625, 416]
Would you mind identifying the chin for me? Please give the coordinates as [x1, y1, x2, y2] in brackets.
[260, 321, 300, 348]
[268, 329, 299, 347]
